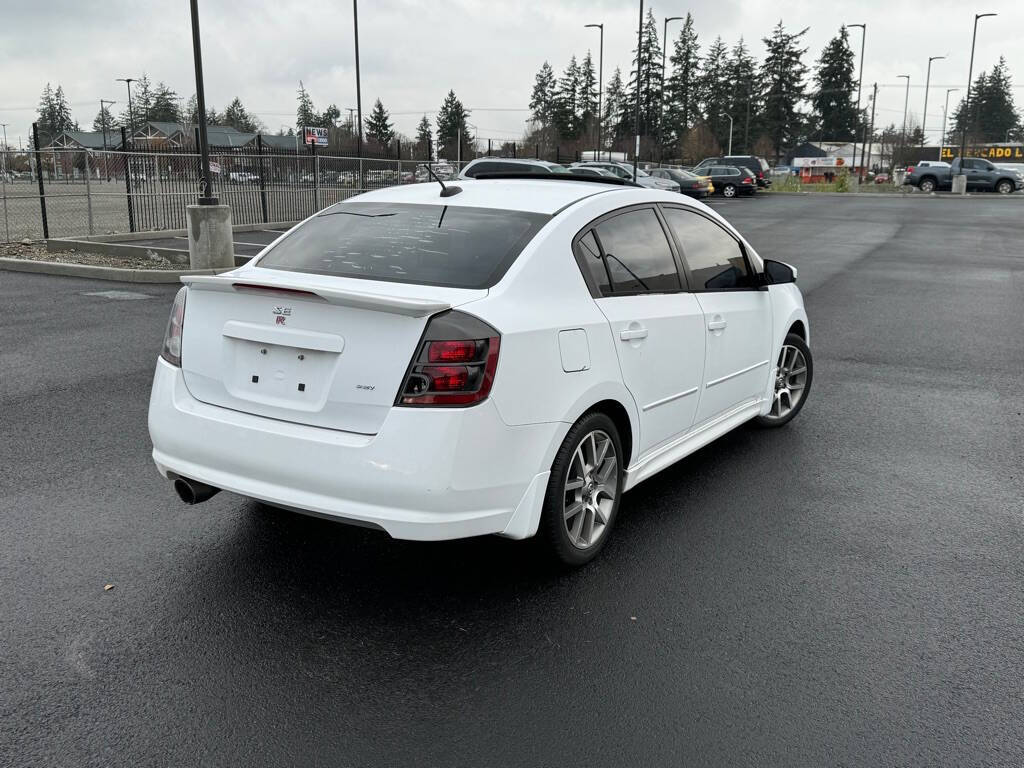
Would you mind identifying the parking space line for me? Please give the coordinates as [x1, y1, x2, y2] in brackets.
[232, 240, 271, 248]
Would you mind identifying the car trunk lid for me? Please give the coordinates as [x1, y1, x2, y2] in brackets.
[179, 272, 486, 434]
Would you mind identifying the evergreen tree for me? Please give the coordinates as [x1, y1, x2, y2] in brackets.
[759, 20, 809, 162]
[976, 57, 1019, 141]
[725, 38, 760, 153]
[36, 83, 59, 139]
[578, 52, 598, 143]
[664, 14, 702, 151]
[221, 97, 262, 133]
[52, 86, 75, 133]
[364, 99, 395, 146]
[121, 74, 154, 127]
[626, 9, 664, 141]
[149, 82, 180, 123]
[553, 56, 581, 141]
[435, 90, 471, 160]
[320, 104, 340, 129]
[296, 81, 318, 130]
[529, 61, 557, 151]
[699, 37, 731, 151]
[603, 67, 628, 144]
[811, 26, 859, 141]
[185, 94, 218, 126]
[415, 115, 433, 160]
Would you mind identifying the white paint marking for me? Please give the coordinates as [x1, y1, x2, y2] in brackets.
[83, 290, 153, 301]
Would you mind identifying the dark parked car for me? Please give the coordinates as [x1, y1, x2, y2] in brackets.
[704, 166, 757, 198]
[904, 157, 1023, 194]
[648, 168, 713, 198]
[694, 155, 771, 188]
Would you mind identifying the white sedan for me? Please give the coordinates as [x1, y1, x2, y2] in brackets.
[149, 175, 811, 565]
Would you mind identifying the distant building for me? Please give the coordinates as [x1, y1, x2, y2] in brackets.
[45, 130, 123, 151]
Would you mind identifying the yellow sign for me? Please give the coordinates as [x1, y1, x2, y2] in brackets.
[939, 146, 1024, 160]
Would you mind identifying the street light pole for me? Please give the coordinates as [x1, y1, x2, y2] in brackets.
[922, 55, 945, 150]
[99, 100, 116, 180]
[897, 74, 910, 167]
[0, 123, 7, 177]
[116, 78, 136, 138]
[847, 24, 866, 181]
[658, 16, 682, 163]
[353, 0, 363, 157]
[585, 23, 604, 161]
[188, 0, 216, 204]
[941, 88, 958, 160]
[633, 0, 644, 179]
[960, 12, 997, 162]
[722, 113, 734, 156]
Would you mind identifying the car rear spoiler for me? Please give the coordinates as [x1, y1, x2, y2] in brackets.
[180, 275, 452, 318]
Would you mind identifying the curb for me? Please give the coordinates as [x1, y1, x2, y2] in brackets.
[764, 189, 1022, 199]
[0, 257, 234, 283]
[46, 238, 190, 265]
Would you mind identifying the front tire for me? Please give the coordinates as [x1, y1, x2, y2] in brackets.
[996, 179, 1013, 195]
[755, 333, 813, 428]
[539, 412, 624, 567]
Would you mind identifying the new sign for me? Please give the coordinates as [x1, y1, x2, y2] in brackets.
[303, 127, 329, 147]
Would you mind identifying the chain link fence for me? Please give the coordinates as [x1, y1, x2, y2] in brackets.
[1, 147, 471, 242]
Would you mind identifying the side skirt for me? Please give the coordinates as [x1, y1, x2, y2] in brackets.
[623, 398, 765, 491]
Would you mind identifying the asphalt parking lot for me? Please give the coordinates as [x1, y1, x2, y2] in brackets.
[2, 195, 1022, 766]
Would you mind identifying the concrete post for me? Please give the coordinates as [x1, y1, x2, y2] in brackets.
[186, 204, 234, 269]
[952, 175, 967, 195]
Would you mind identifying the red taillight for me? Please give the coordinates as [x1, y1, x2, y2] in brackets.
[757, 170, 764, 178]
[397, 311, 500, 407]
[427, 340, 478, 363]
[907, 166, 914, 173]
[743, 176, 753, 184]
[160, 287, 187, 367]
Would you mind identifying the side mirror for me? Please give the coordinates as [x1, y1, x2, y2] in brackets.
[763, 259, 797, 285]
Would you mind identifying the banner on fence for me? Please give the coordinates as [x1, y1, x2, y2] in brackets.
[303, 127, 329, 147]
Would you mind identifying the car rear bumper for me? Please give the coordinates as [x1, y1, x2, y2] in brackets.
[148, 359, 559, 540]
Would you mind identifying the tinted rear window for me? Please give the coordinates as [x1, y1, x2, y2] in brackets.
[259, 202, 550, 289]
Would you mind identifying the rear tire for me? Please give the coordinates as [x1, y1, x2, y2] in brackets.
[722, 184, 737, 198]
[919, 178, 936, 193]
[539, 412, 624, 567]
[755, 333, 813, 428]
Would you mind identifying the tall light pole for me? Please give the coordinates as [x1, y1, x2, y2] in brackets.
[960, 12, 997, 162]
[99, 100, 116, 180]
[1, 123, 8, 177]
[921, 55, 945, 150]
[116, 78, 136, 138]
[353, 0, 363, 157]
[632, 0, 644, 179]
[941, 88, 958, 160]
[585, 23, 604, 161]
[847, 24, 866, 180]
[897, 74, 910, 167]
[658, 15, 683, 162]
[188, 0, 216, 203]
[722, 113, 734, 156]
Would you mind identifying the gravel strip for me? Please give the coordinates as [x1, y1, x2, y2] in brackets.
[0, 242, 179, 270]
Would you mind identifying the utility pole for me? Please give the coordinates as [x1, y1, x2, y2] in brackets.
[353, 0, 363, 156]
[585, 23, 604, 161]
[633, 0, 644, 179]
[940, 88, 958, 161]
[865, 82, 878, 176]
[922, 55, 945, 150]
[189, 0, 216, 203]
[722, 113, 734, 156]
[0, 123, 8, 176]
[658, 16, 682, 163]
[847, 24, 866, 181]
[117, 77, 137, 137]
[897, 74, 910, 168]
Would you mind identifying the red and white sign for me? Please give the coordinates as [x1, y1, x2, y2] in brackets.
[303, 127, 329, 147]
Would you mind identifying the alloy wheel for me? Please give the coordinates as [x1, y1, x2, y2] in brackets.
[920, 179, 935, 193]
[723, 185, 736, 198]
[767, 344, 809, 420]
[562, 430, 619, 550]
[997, 180, 1012, 194]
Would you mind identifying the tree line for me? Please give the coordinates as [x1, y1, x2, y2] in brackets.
[526, 12, 1021, 163]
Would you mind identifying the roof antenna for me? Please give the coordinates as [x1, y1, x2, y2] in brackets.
[420, 163, 462, 197]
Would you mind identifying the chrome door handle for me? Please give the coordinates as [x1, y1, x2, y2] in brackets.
[619, 328, 649, 341]
[707, 319, 727, 331]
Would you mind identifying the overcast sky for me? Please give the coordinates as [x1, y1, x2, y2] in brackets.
[2, 0, 1021, 148]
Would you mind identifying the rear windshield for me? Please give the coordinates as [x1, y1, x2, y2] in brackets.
[258, 202, 550, 289]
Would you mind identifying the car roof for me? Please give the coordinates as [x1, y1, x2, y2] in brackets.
[344, 177, 626, 214]
[465, 157, 560, 167]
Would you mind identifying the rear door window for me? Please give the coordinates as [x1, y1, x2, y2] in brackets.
[578, 208, 681, 295]
[259, 202, 549, 289]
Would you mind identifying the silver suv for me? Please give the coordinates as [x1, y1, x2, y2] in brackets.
[571, 161, 680, 192]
